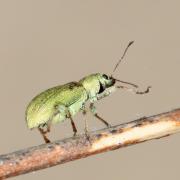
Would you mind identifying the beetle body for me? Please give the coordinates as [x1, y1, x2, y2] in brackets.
[26, 73, 115, 129]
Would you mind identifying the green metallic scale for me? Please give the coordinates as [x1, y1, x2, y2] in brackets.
[26, 41, 151, 143]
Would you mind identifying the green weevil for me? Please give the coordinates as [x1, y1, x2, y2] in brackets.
[26, 41, 151, 143]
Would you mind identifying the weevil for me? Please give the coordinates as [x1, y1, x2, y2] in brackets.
[26, 41, 151, 143]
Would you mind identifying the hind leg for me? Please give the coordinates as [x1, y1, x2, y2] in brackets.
[38, 122, 51, 143]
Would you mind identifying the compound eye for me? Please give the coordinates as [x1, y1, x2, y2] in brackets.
[102, 74, 109, 79]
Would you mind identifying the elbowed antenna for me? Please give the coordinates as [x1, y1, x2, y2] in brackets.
[111, 41, 150, 90]
[110, 41, 138, 88]
[114, 78, 138, 88]
[112, 41, 134, 75]
[116, 85, 151, 95]
[110, 41, 151, 94]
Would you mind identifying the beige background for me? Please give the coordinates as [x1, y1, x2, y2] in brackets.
[0, 1, 180, 179]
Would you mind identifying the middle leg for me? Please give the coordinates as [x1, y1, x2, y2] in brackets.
[55, 104, 78, 137]
[81, 105, 91, 141]
[81, 105, 89, 134]
[69, 115, 77, 136]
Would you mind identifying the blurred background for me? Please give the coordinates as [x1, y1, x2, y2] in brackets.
[0, 1, 180, 179]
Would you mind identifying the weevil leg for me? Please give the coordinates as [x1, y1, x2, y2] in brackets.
[81, 105, 88, 132]
[46, 122, 51, 133]
[55, 104, 78, 137]
[89, 103, 111, 128]
[81, 106, 91, 142]
[44, 121, 51, 133]
[38, 122, 51, 143]
[117, 85, 151, 94]
[83, 111, 89, 134]
[38, 126, 51, 143]
[66, 110, 77, 136]
[69, 116, 78, 136]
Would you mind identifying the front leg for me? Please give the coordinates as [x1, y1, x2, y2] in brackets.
[89, 103, 111, 128]
[96, 86, 116, 101]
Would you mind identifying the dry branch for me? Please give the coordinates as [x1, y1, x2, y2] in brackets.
[0, 108, 180, 179]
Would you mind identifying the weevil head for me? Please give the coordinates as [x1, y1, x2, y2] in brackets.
[79, 73, 116, 98]
[78, 42, 137, 100]
[98, 74, 116, 92]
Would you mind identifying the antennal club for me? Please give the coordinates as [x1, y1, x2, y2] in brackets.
[112, 41, 134, 75]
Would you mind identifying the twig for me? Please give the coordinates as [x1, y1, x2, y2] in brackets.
[0, 108, 180, 179]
